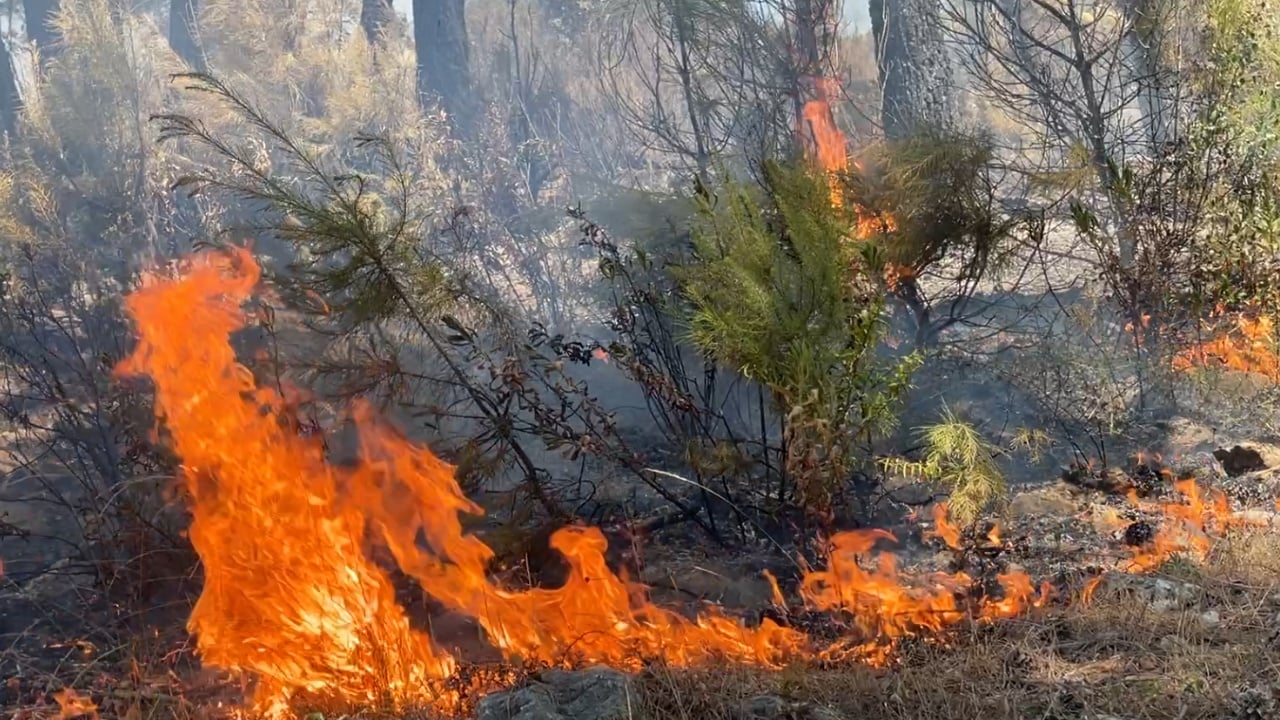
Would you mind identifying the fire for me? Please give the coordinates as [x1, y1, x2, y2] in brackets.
[1115, 478, 1249, 573]
[794, 76, 895, 245]
[1173, 313, 1280, 381]
[798, 77, 848, 180]
[53, 688, 98, 719]
[116, 248, 1049, 715]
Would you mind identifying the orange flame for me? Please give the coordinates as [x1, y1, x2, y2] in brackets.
[1173, 314, 1280, 381]
[116, 249, 1048, 714]
[795, 76, 899, 292]
[1118, 478, 1248, 573]
[53, 689, 98, 720]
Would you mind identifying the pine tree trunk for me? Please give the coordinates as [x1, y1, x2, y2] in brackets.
[871, 0, 954, 139]
[361, 0, 395, 44]
[169, 0, 205, 71]
[23, 0, 61, 67]
[0, 38, 20, 138]
[413, 0, 472, 134]
[786, 0, 842, 152]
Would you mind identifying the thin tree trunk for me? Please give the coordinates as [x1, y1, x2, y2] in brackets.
[169, 0, 205, 71]
[23, 0, 61, 67]
[786, 0, 842, 152]
[361, 0, 395, 44]
[413, 0, 472, 134]
[0, 38, 20, 138]
[870, 0, 954, 139]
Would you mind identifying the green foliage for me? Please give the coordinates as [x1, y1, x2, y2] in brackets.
[852, 129, 1015, 277]
[677, 161, 920, 512]
[838, 128, 1026, 347]
[1187, 0, 1280, 313]
[882, 408, 1007, 525]
[154, 74, 498, 331]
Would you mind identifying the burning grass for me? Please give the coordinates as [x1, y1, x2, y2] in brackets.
[11, 527, 1280, 720]
[14, 245, 1247, 720]
[107, 247, 1057, 717]
[639, 531, 1280, 720]
[1173, 312, 1280, 382]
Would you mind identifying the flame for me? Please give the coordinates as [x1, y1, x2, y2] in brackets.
[927, 503, 963, 550]
[1173, 314, 1280, 381]
[116, 248, 1049, 714]
[1118, 478, 1245, 573]
[53, 689, 98, 720]
[794, 76, 895, 244]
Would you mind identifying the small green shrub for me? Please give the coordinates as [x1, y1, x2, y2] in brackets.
[677, 161, 920, 517]
[883, 408, 1007, 525]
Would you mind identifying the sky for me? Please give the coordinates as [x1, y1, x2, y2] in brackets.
[389, 1, 872, 35]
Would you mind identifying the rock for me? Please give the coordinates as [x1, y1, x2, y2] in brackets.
[1008, 483, 1079, 519]
[1061, 465, 1136, 494]
[738, 695, 844, 720]
[1105, 574, 1201, 613]
[1231, 509, 1279, 526]
[1171, 452, 1226, 484]
[641, 563, 776, 607]
[476, 683, 559, 720]
[1158, 417, 1216, 454]
[1199, 609, 1221, 627]
[1215, 445, 1269, 477]
[475, 667, 634, 720]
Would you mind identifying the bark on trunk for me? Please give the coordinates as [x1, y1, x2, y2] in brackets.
[413, 0, 472, 134]
[786, 0, 842, 151]
[169, 0, 205, 71]
[870, 0, 954, 139]
[361, 0, 395, 44]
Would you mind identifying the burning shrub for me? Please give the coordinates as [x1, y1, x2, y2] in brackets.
[677, 161, 920, 518]
[839, 128, 1030, 350]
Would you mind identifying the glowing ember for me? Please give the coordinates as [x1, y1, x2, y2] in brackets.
[116, 248, 1049, 714]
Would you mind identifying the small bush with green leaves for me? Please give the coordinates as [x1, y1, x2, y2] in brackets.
[882, 408, 1007, 526]
[1185, 0, 1280, 316]
[677, 161, 920, 517]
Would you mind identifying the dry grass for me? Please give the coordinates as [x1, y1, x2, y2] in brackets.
[6, 529, 1280, 719]
[636, 529, 1280, 720]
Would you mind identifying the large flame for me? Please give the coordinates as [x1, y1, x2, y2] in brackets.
[794, 77, 902, 284]
[116, 248, 1049, 715]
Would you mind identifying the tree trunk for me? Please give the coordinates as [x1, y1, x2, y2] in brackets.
[361, 0, 395, 44]
[23, 0, 61, 67]
[413, 0, 472, 134]
[169, 0, 205, 71]
[870, 0, 954, 139]
[0, 38, 20, 138]
[786, 0, 842, 153]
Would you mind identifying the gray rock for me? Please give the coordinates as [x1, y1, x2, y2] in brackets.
[1172, 452, 1227, 484]
[475, 667, 634, 720]
[1104, 573, 1201, 613]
